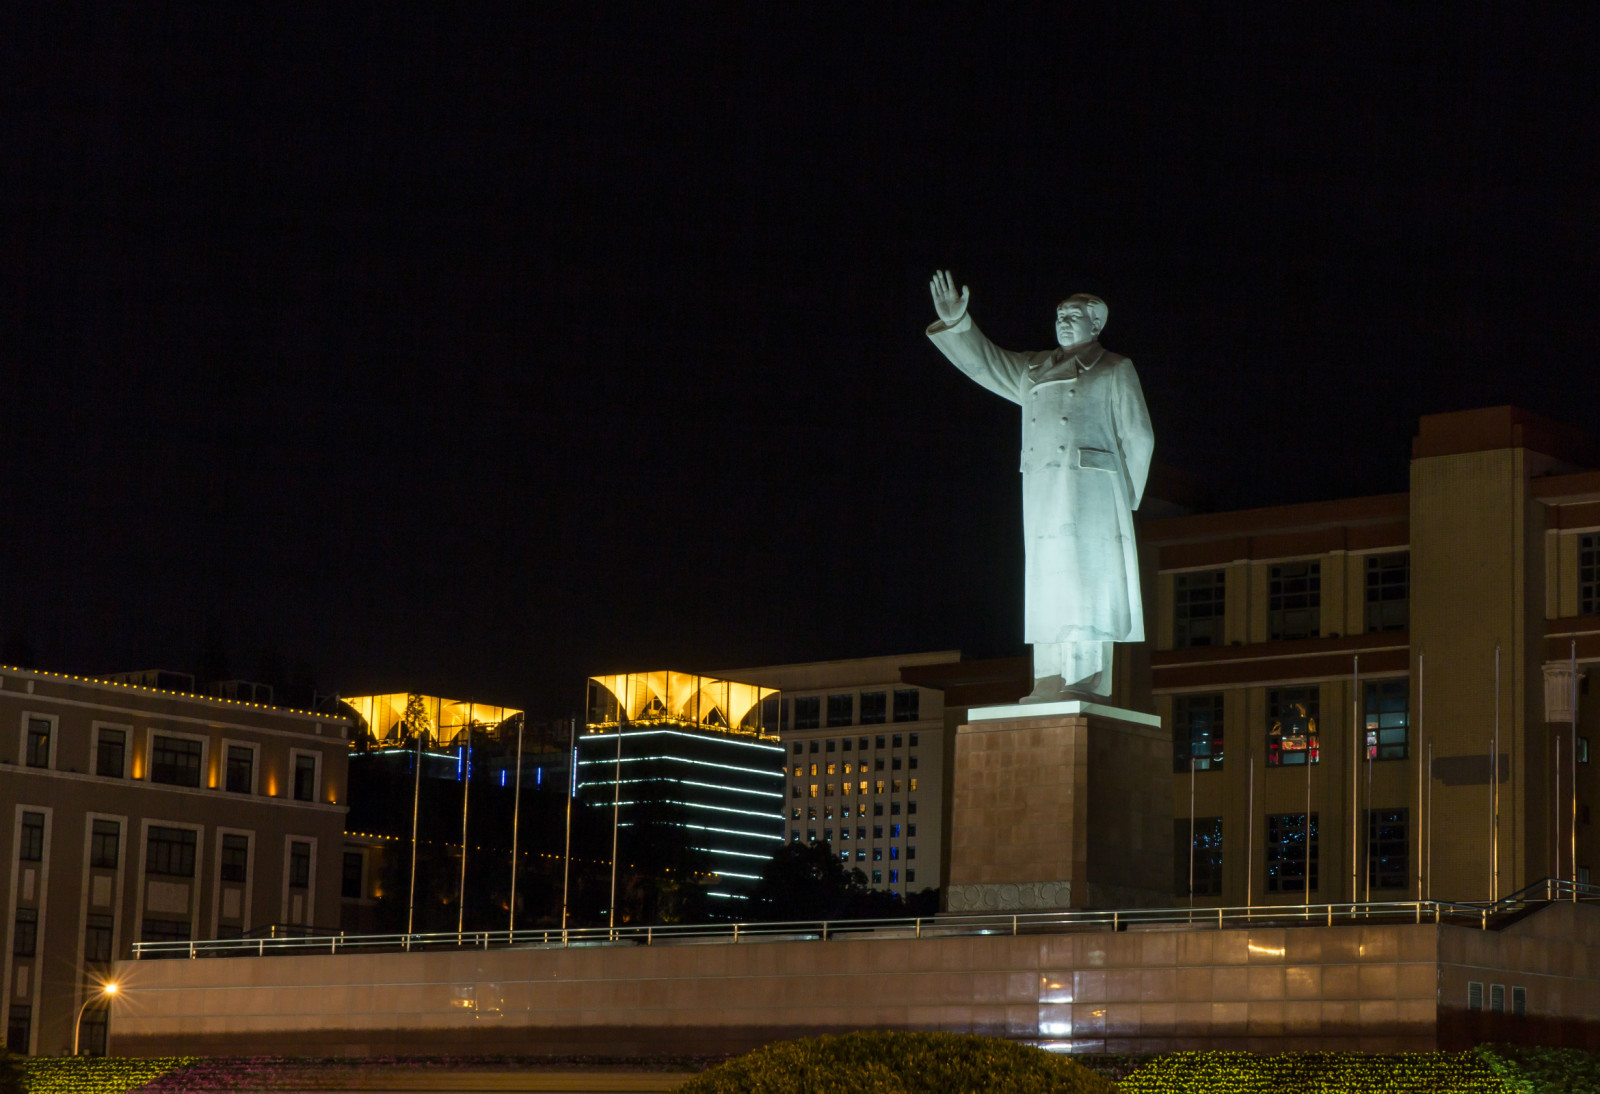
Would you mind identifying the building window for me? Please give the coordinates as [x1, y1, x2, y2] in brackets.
[6, 1005, 30, 1054]
[891, 756, 902, 771]
[872, 870, 882, 883]
[1173, 693, 1224, 772]
[1581, 737, 1591, 764]
[150, 735, 203, 787]
[889, 869, 899, 884]
[908, 800, 917, 814]
[146, 826, 197, 878]
[826, 694, 853, 728]
[1175, 816, 1223, 896]
[791, 741, 802, 755]
[84, 913, 115, 963]
[1266, 687, 1320, 766]
[889, 846, 899, 860]
[226, 745, 255, 794]
[1468, 981, 1484, 1011]
[907, 846, 916, 860]
[893, 689, 920, 722]
[25, 716, 51, 768]
[794, 697, 821, 729]
[907, 869, 916, 883]
[1512, 986, 1527, 1016]
[1490, 984, 1506, 1014]
[909, 732, 919, 746]
[293, 753, 318, 802]
[96, 728, 127, 778]
[825, 739, 836, 753]
[19, 811, 44, 861]
[1365, 552, 1409, 632]
[860, 691, 887, 724]
[892, 733, 903, 748]
[1582, 533, 1600, 616]
[1364, 680, 1409, 760]
[890, 823, 900, 838]
[90, 819, 121, 869]
[1268, 561, 1321, 640]
[908, 824, 917, 837]
[12, 908, 37, 957]
[1174, 569, 1226, 648]
[839, 850, 849, 861]
[289, 840, 312, 888]
[141, 918, 191, 943]
[1366, 808, 1409, 891]
[220, 834, 250, 883]
[908, 755, 918, 770]
[1266, 812, 1318, 894]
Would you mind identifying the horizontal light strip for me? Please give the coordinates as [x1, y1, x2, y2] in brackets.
[678, 822, 786, 842]
[712, 871, 761, 880]
[574, 775, 780, 800]
[706, 891, 750, 899]
[582, 727, 784, 754]
[577, 755, 783, 780]
[690, 846, 771, 860]
[601, 799, 783, 821]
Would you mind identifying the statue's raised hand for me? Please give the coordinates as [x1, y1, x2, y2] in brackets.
[929, 269, 969, 326]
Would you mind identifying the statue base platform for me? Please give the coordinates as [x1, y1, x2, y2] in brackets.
[944, 701, 1171, 913]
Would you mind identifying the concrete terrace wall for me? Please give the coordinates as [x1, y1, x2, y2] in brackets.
[108, 904, 1600, 1058]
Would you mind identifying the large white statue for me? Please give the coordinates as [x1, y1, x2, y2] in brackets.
[927, 270, 1153, 701]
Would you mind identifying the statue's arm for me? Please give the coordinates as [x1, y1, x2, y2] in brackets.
[1113, 360, 1155, 508]
[926, 315, 1029, 405]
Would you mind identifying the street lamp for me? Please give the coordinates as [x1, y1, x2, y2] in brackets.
[73, 982, 117, 1056]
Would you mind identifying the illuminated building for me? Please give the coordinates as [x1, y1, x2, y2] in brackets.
[717, 651, 986, 899]
[1141, 407, 1600, 906]
[578, 672, 784, 904]
[0, 665, 349, 1055]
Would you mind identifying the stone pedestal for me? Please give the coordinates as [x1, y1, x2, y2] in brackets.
[944, 700, 1171, 912]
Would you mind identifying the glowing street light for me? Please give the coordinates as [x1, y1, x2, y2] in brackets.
[73, 982, 118, 1056]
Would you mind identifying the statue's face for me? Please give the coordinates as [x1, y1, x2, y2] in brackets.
[1055, 299, 1099, 347]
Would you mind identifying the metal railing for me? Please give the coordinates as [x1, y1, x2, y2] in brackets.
[129, 886, 1600, 960]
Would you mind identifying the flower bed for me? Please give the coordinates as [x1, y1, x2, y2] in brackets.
[1119, 1050, 1512, 1093]
[20, 1057, 192, 1094]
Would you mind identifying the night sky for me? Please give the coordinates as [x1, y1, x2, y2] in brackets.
[4, 6, 1597, 716]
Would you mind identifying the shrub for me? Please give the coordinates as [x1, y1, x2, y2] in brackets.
[1119, 1050, 1512, 1093]
[676, 1031, 1119, 1094]
[0, 1047, 23, 1094]
[1477, 1043, 1600, 1094]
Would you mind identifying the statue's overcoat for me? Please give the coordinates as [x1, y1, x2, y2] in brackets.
[928, 313, 1153, 644]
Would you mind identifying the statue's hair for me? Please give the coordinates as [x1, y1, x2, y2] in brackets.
[1060, 293, 1108, 333]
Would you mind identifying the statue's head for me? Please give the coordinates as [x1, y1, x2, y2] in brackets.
[1055, 294, 1107, 348]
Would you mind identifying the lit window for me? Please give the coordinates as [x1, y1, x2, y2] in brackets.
[809, 764, 818, 776]
[809, 784, 818, 798]
[855, 849, 865, 861]
[872, 870, 882, 883]
[1266, 687, 1320, 766]
[824, 828, 833, 841]
[825, 784, 835, 797]
[1364, 680, 1409, 760]
[826, 763, 836, 775]
[839, 850, 849, 862]
[889, 869, 899, 883]
[1174, 693, 1225, 772]
[876, 780, 886, 794]
[908, 778, 918, 792]
[807, 828, 817, 842]
[1268, 561, 1321, 640]
[1265, 812, 1318, 894]
[889, 846, 899, 860]
[838, 828, 851, 841]
[1175, 817, 1223, 896]
[1174, 569, 1226, 648]
[890, 823, 900, 838]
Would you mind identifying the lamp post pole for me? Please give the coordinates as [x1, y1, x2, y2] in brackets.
[73, 983, 117, 1055]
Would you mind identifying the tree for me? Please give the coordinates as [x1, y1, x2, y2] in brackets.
[751, 844, 942, 921]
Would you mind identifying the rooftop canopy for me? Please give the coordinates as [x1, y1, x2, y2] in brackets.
[587, 671, 777, 741]
[342, 693, 521, 747]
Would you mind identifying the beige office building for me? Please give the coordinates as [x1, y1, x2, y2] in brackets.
[1143, 407, 1600, 907]
[721, 652, 966, 897]
[0, 666, 349, 1055]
